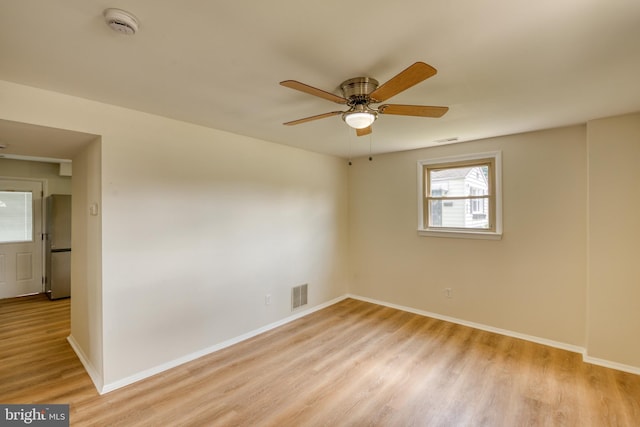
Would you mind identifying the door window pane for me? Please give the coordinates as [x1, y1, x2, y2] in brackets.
[0, 191, 33, 243]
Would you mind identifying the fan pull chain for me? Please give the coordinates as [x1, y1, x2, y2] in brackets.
[348, 126, 353, 165]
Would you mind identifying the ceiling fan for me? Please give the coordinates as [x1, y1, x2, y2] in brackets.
[280, 62, 448, 136]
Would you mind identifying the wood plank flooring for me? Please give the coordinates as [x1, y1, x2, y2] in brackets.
[1, 294, 639, 426]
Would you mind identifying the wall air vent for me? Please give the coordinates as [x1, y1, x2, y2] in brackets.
[291, 284, 308, 310]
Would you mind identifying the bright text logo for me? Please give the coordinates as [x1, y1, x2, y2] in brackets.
[1, 405, 69, 426]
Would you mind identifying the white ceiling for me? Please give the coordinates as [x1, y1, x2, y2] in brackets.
[1, 0, 639, 159]
[0, 119, 97, 161]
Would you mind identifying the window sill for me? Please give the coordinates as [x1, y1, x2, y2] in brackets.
[417, 228, 502, 240]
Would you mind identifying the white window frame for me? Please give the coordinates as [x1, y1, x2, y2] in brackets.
[417, 151, 502, 240]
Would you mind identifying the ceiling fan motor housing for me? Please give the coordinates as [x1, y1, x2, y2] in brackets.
[340, 77, 380, 127]
[340, 77, 379, 103]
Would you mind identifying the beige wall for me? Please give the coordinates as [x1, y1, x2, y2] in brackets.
[70, 138, 103, 386]
[100, 120, 349, 386]
[349, 126, 588, 347]
[349, 117, 640, 371]
[587, 112, 640, 368]
[0, 80, 350, 390]
[1, 77, 638, 388]
[0, 158, 72, 194]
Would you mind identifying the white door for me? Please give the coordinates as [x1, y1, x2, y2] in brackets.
[0, 179, 43, 299]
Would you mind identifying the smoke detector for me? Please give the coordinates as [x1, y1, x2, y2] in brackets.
[103, 8, 139, 35]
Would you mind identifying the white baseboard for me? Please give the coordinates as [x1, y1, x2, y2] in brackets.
[82, 293, 640, 395]
[583, 354, 640, 376]
[67, 335, 104, 393]
[347, 294, 585, 354]
[346, 294, 640, 376]
[101, 295, 349, 394]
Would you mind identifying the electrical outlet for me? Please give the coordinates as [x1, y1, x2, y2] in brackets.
[265, 294, 271, 305]
[444, 288, 453, 298]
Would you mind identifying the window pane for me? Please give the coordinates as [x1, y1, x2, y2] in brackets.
[430, 165, 489, 197]
[428, 199, 490, 229]
[419, 152, 500, 237]
[0, 191, 33, 243]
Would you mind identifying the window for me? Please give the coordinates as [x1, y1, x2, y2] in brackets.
[417, 152, 502, 239]
[0, 191, 33, 243]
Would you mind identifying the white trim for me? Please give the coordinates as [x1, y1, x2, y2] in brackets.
[80, 293, 640, 394]
[417, 151, 503, 239]
[417, 229, 502, 240]
[347, 294, 584, 354]
[347, 294, 640, 375]
[100, 295, 349, 394]
[0, 154, 72, 163]
[67, 334, 104, 393]
[583, 354, 640, 376]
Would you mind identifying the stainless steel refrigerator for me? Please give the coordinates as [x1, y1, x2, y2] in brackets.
[45, 194, 71, 300]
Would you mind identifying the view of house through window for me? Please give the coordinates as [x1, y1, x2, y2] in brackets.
[418, 152, 501, 238]
[0, 191, 33, 243]
[428, 164, 491, 229]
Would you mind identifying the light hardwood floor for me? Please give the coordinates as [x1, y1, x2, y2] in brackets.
[1, 294, 639, 426]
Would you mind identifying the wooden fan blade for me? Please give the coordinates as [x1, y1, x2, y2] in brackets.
[378, 104, 449, 118]
[283, 111, 343, 126]
[356, 126, 372, 137]
[369, 62, 437, 102]
[280, 80, 348, 104]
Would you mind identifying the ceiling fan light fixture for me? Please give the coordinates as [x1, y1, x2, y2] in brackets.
[343, 111, 376, 129]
